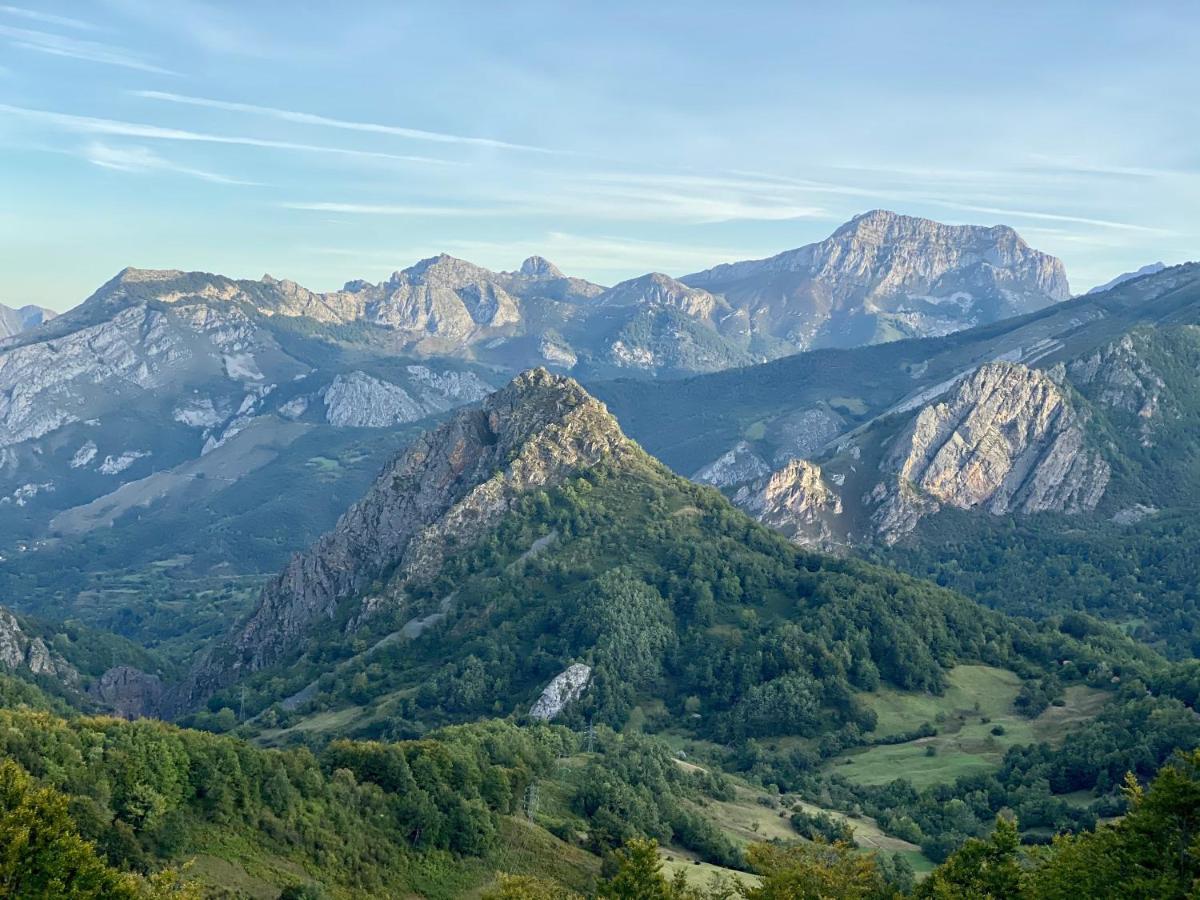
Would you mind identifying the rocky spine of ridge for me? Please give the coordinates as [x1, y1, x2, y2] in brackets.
[871, 362, 1109, 542]
[597, 272, 725, 322]
[177, 368, 641, 709]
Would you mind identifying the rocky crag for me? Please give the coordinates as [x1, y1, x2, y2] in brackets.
[724, 362, 1113, 547]
[0, 606, 77, 686]
[870, 362, 1109, 541]
[176, 368, 641, 710]
[732, 459, 843, 549]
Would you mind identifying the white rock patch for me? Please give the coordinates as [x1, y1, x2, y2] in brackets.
[99, 450, 151, 475]
[529, 663, 592, 721]
[70, 441, 98, 469]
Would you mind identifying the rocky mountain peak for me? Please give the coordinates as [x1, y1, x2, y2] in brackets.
[1087, 262, 1168, 295]
[518, 255, 564, 278]
[177, 369, 639, 709]
[597, 272, 721, 320]
[681, 210, 1069, 350]
[395, 253, 498, 288]
[0, 303, 56, 339]
[834, 208, 1019, 243]
[112, 266, 187, 285]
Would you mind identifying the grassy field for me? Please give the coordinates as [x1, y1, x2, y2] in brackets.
[674, 759, 933, 876]
[659, 846, 759, 891]
[827, 666, 1110, 788]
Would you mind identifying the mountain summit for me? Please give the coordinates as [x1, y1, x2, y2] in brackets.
[177, 368, 639, 708]
[684, 209, 1069, 351]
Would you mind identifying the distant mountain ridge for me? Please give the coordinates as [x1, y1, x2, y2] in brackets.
[683, 209, 1070, 351]
[0, 209, 1076, 618]
[24, 209, 1070, 376]
[0, 302, 56, 339]
[1086, 262, 1167, 295]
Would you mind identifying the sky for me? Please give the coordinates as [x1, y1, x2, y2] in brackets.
[1, 1, 1198, 311]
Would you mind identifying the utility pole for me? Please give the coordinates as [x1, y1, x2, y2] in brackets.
[586, 718, 595, 754]
[240, 687, 246, 723]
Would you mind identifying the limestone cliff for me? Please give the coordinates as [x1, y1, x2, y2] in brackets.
[733, 459, 843, 549]
[693, 441, 771, 488]
[529, 663, 592, 721]
[871, 362, 1109, 542]
[88, 666, 164, 720]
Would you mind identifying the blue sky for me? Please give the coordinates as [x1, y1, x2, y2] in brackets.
[1, 1, 1197, 310]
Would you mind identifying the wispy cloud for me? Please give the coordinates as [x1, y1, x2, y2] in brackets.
[1025, 153, 1192, 181]
[0, 5, 97, 31]
[84, 142, 260, 185]
[284, 186, 828, 225]
[923, 198, 1173, 235]
[0, 103, 457, 166]
[132, 90, 557, 154]
[281, 165, 837, 225]
[0, 24, 173, 74]
[283, 202, 500, 217]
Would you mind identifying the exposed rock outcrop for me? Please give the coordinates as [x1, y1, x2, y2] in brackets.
[529, 663, 592, 721]
[178, 369, 640, 710]
[518, 256, 564, 279]
[323, 368, 494, 428]
[1068, 334, 1167, 445]
[0, 303, 55, 339]
[88, 666, 164, 719]
[871, 362, 1109, 542]
[323, 372, 427, 427]
[693, 441, 771, 488]
[597, 273, 725, 323]
[733, 459, 842, 549]
[1087, 262, 1166, 295]
[0, 607, 77, 685]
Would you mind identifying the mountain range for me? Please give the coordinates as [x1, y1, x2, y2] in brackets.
[1, 212, 1198, 896]
[0, 210, 1076, 586]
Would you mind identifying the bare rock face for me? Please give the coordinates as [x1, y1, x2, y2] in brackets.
[734, 459, 842, 549]
[683, 210, 1069, 350]
[518, 256, 564, 279]
[0, 607, 78, 686]
[529, 663, 592, 720]
[88, 666, 164, 719]
[872, 362, 1109, 542]
[178, 369, 640, 709]
[693, 441, 771, 488]
[365, 255, 521, 340]
[1068, 334, 1167, 446]
[323, 372, 426, 427]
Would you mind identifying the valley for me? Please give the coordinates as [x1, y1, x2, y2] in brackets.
[0, 218, 1196, 898]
